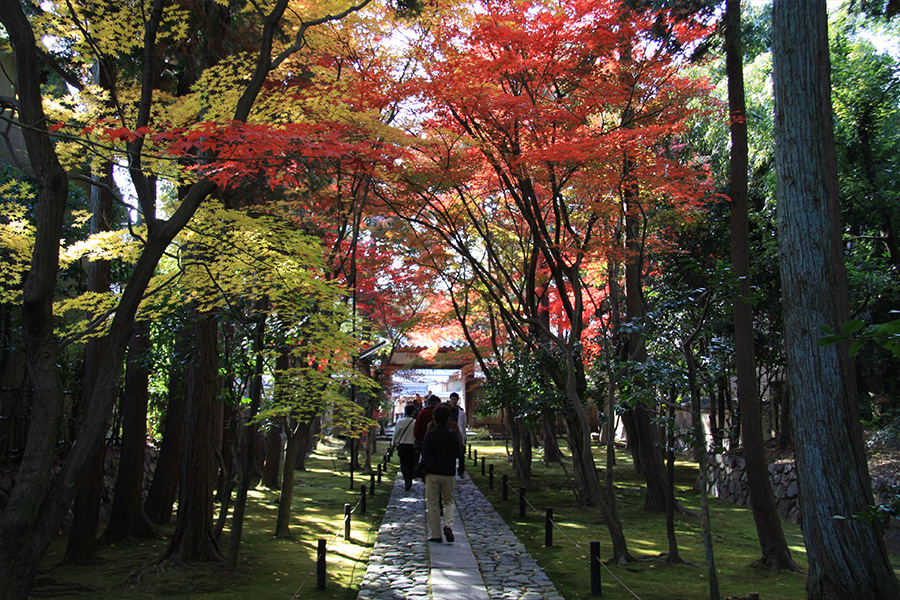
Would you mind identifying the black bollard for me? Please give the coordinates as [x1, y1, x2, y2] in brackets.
[349, 470, 354, 491]
[317, 539, 327, 590]
[502, 475, 509, 501]
[344, 504, 351, 540]
[468, 445, 472, 459]
[519, 486, 526, 519]
[489, 464, 494, 490]
[377, 463, 382, 483]
[370, 474, 376, 496]
[545, 508, 553, 547]
[590, 541, 602, 596]
[481, 457, 485, 476]
[361, 487, 367, 514]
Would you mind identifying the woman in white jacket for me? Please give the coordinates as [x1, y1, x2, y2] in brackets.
[391, 404, 418, 490]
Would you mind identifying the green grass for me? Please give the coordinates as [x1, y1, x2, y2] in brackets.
[464, 441, 899, 600]
[35, 438, 395, 600]
[35, 438, 900, 600]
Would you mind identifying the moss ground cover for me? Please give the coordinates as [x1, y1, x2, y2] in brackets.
[32, 437, 900, 599]
[34, 438, 394, 600]
[464, 440, 898, 600]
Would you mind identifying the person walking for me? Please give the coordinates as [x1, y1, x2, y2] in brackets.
[391, 404, 418, 491]
[413, 394, 440, 453]
[448, 392, 467, 438]
[448, 392, 467, 475]
[420, 404, 462, 543]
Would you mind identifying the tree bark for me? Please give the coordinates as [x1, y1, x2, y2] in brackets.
[225, 309, 266, 572]
[773, 2, 900, 597]
[263, 422, 283, 490]
[102, 326, 157, 541]
[63, 147, 115, 565]
[685, 341, 720, 600]
[664, 392, 682, 564]
[274, 419, 304, 538]
[622, 156, 669, 512]
[160, 313, 222, 563]
[145, 342, 187, 525]
[0, 2, 79, 593]
[725, 0, 799, 572]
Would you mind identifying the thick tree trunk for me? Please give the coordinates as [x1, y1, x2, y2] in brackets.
[160, 313, 222, 563]
[0, 3, 80, 593]
[632, 405, 668, 512]
[263, 423, 283, 490]
[773, 2, 900, 597]
[293, 418, 319, 471]
[63, 444, 105, 565]
[726, 0, 799, 572]
[145, 346, 187, 525]
[103, 327, 157, 541]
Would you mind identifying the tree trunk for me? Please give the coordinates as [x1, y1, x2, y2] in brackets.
[160, 313, 222, 563]
[263, 422, 283, 490]
[294, 418, 318, 471]
[664, 392, 682, 564]
[685, 343, 720, 600]
[274, 419, 304, 538]
[225, 310, 266, 572]
[0, 3, 80, 593]
[632, 405, 668, 512]
[509, 414, 532, 490]
[773, 2, 900, 597]
[726, 0, 799, 572]
[622, 157, 669, 512]
[103, 326, 157, 541]
[145, 343, 187, 525]
[63, 146, 115, 565]
[541, 413, 561, 464]
[63, 444, 105, 565]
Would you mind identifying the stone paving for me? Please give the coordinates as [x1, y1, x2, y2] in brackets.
[357, 471, 565, 600]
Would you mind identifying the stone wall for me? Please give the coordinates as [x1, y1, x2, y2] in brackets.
[0, 446, 160, 529]
[704, 454, 802, 523]
[703, 453, 900, 527]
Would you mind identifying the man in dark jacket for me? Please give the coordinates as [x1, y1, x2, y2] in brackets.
[420, 404, 462, 542]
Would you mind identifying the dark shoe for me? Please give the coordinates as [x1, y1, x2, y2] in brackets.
[443, 527, 454, 542]
[428, 537, 442, 543]
[405, 482, 412, 491]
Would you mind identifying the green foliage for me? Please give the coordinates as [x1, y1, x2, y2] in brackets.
[819, 318, 900, 359]
[0, 179, 35, 305]
[478, 344, 567, 424]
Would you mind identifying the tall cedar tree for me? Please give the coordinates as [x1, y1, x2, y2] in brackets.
[724, 0, 798, 572]
[772, 1, 900, 598]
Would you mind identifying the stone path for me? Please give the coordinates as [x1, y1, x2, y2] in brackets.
[357, 472, 565, 600]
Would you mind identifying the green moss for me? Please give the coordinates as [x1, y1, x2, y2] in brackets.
[35, 440, 394, 600]
[465, 441, 900, 600]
